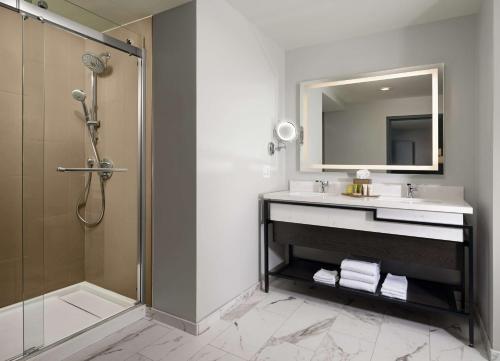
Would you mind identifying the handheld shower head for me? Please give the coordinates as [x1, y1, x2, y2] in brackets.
[82, 52, 110, 74]
[72, 89, 86, 102]
[72, 89, 90, 122]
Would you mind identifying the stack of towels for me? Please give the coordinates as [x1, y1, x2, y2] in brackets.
[313, 268, 339, 286]
[381, 273, 408, 300]
[339, 258, 380, 293]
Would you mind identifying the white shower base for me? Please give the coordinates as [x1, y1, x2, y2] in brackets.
[0, 282, 135, 361]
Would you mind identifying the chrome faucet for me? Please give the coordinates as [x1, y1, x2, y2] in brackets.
[315, 180, 329, 193]
[406, 183, 418, 198]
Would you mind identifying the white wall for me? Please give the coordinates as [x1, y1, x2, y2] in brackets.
[492, 0, 500, 351]
[196, 0, 286, 321]
[286, 16, 477, 203]
[476, 0, 494, 349]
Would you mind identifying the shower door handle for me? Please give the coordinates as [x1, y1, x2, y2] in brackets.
[57, 167, 128, 172]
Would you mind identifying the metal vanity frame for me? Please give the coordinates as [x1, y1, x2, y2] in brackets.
[262, 199, 475, 346]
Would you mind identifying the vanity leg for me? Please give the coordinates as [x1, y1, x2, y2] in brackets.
[264, 200, 270, 293]
[469, 314, 475, 347]
[468, 227, 475, 347]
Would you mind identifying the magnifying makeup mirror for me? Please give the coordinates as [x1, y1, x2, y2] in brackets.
[268, 121, 297, 155]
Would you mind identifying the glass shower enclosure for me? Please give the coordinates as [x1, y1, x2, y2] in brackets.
[0, 1, 145, 359]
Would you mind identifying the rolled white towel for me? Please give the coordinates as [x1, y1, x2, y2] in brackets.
[341, 259, 380, 277]
[382, 274, 408, 293]
[339, 277, 379, 293]
[341, 270, 379, 285]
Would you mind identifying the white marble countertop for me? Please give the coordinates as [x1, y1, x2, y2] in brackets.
[263, 191, 473, 214]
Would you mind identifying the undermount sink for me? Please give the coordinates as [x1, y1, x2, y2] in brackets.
[381, 197, 444, 204]
[288, 192, 325, 197]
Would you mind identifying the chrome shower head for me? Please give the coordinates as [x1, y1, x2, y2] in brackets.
[82, 52, 110, 74]
[72, 89, 91, 123]
[72, 89, 86, 102]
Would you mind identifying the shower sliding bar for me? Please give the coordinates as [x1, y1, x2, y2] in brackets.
[57, 167, 128, 172]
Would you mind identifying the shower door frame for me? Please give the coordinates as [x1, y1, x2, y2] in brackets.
[0, 0, 147, 356]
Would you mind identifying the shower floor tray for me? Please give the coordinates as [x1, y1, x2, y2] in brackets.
[0, 282, 135, 361]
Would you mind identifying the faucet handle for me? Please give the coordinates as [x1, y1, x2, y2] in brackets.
[315, 179, 329, 193]
[406, 183, 418, 197]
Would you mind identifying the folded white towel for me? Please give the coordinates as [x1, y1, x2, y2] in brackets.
[339, 276, 379, 293]
[382, 274, 408, 293]
[314, 274, 338, 282]
[341, 259, 380, 277]
[313, 269, 338, 279]
[382, 289, 407, 301]
[314, 277, 337, 286]
[313, 269, 338, 286]
[341, 270, 379, 285]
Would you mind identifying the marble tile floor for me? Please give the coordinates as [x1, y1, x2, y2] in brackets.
[62, 279, 490, 361]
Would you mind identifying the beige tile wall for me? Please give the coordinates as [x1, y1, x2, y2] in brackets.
[22, 18, 46, 300]
[41, 24, 87, 293]
[83, 39, 140, 300]
[105, 17, 153, 306]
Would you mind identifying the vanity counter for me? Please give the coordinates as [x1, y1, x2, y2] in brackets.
[262, 190, 475, 345]
[263, 191, 473, 214]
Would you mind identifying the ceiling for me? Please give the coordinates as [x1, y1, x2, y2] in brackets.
[67, 0, 191, 27]
[40, 0, 482, 49]
[226, 0, 482, 50]
[39, 0, 191, 31]
[330, 74, 434, 105]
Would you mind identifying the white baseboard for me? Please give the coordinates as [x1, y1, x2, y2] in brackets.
[151, 282, 260, 336]
[475, 308, 500, 361]
[29, 305, 146, 361]
[492, 349, 500, 361]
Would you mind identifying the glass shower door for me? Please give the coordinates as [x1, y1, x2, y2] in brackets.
[1, 1, 142, 358]
[0, 6, 27, 361]
[22, 14, 46, 357]
[18, 8, 142, 358]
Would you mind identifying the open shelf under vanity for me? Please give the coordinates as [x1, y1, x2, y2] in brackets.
[270, 257, 464, 315]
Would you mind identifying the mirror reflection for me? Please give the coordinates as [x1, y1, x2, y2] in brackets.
[300, 66, 443, 172]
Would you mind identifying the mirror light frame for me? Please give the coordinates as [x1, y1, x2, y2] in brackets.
[299, 64, 443, 172]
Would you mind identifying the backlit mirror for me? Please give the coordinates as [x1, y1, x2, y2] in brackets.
[299, 64, 444, 173]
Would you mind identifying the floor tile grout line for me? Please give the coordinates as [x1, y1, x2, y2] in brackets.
[136, 324, 178, 357]
[368, 313, 384, 361]
[77, 319, 174, 360]
[209, 305, 294, 360]
[325, 317, 381, 348]
[428, 325, 432, 361]
[136, 317, 232, 361]
[210, 291, 306, 360]
[255, 292, 341, 358]
[208, 344, 246, 360]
